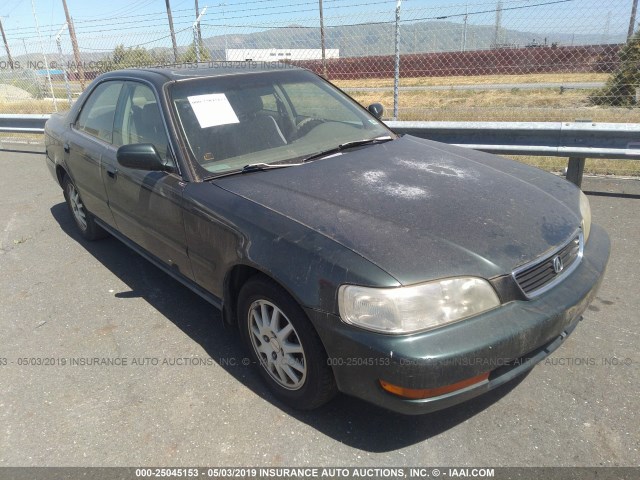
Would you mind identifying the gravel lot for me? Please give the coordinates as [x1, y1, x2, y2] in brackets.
[0, 84, 33, 102]
[0, 150, 638, 467]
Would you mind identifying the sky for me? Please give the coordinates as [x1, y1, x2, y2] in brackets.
[0, 0, 636, 54]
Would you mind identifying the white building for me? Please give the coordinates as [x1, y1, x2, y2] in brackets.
[225, 49, 339, 62]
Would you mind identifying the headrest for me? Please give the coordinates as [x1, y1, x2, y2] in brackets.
[141, 102, 160, 116]
[228, 92, 263, 117]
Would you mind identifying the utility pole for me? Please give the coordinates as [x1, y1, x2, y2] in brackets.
[165, 0, 179, 63]
[0, 17, 15, 70]
[494, 1, 503, 47]
[61, 0, 85, 90]
[461, 5, 468, 52]
[220, 3, 227, 60]
[628, 0, 638, 39]
[195, 0, 202, 45]
[319, 0, 327, 77]
[602, 11, 611, 45]
[193, 7, 207, 63]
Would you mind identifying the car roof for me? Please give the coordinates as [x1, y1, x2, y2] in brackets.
[100, 62, 307, 86]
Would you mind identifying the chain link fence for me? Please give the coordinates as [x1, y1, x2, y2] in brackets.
[1, 0, 639, 175]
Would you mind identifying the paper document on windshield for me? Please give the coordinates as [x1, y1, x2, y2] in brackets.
[187, 93, 240, 128]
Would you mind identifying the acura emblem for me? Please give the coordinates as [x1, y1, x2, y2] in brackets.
[552, 255, 564, 274]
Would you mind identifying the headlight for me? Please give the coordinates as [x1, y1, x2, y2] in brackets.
[338, 277, 500, 334]
[579, 190, 591, 243]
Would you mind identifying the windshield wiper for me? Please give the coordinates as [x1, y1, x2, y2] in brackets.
[240, 162, 304, 173]
[205, 162, 304, 180]
[339, 136, 394, 150]
[303, 136, 393, 163]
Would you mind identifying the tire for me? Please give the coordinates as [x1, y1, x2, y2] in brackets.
[62, 175, 107, 241]
[238, 276, 337, 410]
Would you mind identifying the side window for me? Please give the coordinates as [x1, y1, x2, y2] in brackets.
[283, 81, 362, 124]
[114, 83, 171, 161]
[75, 81, 123, 143]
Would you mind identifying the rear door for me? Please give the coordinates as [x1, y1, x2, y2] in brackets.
[101, 81, 193, 280]
[66, 80, 124, 227]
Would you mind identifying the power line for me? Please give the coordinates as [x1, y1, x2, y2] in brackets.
[79, 25, 192, 50]
[70, 0, 157, 22]
[73, 0, 316, 24]
[3, 0, 389, 33]
[409, 0, 574, 23]
[0, 0, 25, 18]
[0, 0, 593, 42]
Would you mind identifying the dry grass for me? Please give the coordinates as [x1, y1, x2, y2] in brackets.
[0, 132, 43, 142]
[334, 72, 610, 89]
[338, 71, 640, 124]
[346, 88, 640, 123]
[353, 87, 587, 109]
[0, 99, 71, 114]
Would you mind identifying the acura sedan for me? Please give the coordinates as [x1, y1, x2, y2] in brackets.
[44, 64, 609, 414]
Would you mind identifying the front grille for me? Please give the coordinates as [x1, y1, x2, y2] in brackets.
[513, 232, 582, 297]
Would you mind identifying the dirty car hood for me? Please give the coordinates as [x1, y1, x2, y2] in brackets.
[214, 135, 583, 285]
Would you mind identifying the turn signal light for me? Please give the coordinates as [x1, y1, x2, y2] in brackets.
[379, 372, 490, 400]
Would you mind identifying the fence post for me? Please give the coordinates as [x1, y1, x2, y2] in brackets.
[393, 0, 402, 120]
[56, 24, 73, 107]
[319, 0, 327, 78]
[566, 157, 586, 188]
[194, 24, 200, 62]
[31, 0, 57, 112]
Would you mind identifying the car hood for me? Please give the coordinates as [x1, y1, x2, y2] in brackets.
[214, 135, 582, 285]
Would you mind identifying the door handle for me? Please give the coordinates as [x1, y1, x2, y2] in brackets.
[63, 143, 70, 153]
[106, 166, 118, 179]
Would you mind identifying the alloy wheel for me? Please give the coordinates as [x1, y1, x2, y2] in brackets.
[67, 183, 87, 231]
[247, 299, 307, 390]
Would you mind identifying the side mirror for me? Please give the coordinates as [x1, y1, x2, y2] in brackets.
[367, 103, 384, 119]
[117, 144, 167, 171]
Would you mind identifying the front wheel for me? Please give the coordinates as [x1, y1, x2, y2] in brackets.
[62, 176, 107, 241]
[238, 276, 337, 410]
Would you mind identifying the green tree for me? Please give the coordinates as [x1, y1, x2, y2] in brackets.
[590, 32, 640, 106]
[107, 44, 159, 71]
[180, 41, 212, 63]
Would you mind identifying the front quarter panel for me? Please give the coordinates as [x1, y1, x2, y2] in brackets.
[182, 182, 399, 315]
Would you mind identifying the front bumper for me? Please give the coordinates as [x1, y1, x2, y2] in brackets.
[307, 223, 610, 415]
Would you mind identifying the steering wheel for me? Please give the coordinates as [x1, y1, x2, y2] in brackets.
[295, 117, 325, 139]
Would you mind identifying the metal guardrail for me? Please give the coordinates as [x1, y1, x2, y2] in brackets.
[2, 115, 639, 186]
[386, 121, 640, 160]
[0, 114, 50, 134]
[389, 120, 640, 187]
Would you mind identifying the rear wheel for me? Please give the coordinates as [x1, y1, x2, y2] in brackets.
[62, 176, 107, 241]
[238, 276, 337, 410]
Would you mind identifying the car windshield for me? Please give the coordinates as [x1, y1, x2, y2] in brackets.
[170, 69, 392, 175]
